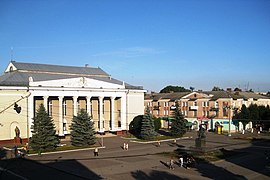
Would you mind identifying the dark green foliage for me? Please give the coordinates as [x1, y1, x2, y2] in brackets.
[212, 86, 224, 91]
[170, 102, 186, 137]
[236, 105, 249, 130]
[233, 104, 270, 130]
[129, 115, 143, 137]
[30, 104, 60, 154]
[140, 107, 157, 140]
[153, 117, 161, 132]
[70, 109, 96, 147]
[160, 85, 190, 93]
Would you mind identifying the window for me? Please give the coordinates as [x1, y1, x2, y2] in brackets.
[194, 101, 197, 106]
[49, 100, 53, 116]
[215, 101, 219, 108]
[63, 100, 67, 116]
[194, 111, 197, 117]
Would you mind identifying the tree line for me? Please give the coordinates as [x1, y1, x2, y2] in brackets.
[233, 104, 270, 131]
[30, 104, 96, 154]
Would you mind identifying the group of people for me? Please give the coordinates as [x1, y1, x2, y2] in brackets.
[169, 154, 196, 170]
[14, 143, 29, 158]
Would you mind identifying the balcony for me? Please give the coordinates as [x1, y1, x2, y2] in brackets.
[189, 106, 198, 111]
[153, 105, 160, 110]
[170, 106, 176, 110]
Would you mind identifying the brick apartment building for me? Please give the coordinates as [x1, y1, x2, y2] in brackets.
[144, 91, 270, 132]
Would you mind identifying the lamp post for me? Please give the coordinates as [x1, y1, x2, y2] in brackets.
[228, 107, 231, 136]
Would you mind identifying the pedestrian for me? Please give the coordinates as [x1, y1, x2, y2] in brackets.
[179, 155, 184, 167]
[123, 142, 126, 150]
[169, 157, 174, 170]
[157, 140, 161, 147]
[94, 147, 99, 156]
[126, 143, 129, 150]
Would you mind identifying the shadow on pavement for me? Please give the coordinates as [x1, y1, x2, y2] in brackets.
[219, 139, 270, 177]
[0, 148, 7, 159]
[0, 157, 102, 180]
[131, 170, 189, 180]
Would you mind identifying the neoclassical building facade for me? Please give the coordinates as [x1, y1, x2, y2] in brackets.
[0, 61, 145, 143]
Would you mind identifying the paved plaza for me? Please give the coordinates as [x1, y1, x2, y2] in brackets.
[1, 131, 270, 180]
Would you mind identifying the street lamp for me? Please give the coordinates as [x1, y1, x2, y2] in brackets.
[225, 105, 232, 137]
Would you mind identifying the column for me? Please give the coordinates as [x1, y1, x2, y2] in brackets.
[110, 96, 115, 131]
[120, 96, 127, 130]
[43, 96, 48, 111]
[28, 95, 34, 137]
[73, 96, 78, 116]
[86, 96, 92, 116]
[58, 96, 64, 136]
[99, 96, 104, 132]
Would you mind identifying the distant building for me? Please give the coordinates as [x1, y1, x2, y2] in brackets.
[145, 91, 270, 132]
[0, 61, 145, 143]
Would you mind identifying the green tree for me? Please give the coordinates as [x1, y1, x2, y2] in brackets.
[160, 85, 191, 93]
[233, 104, 249, 130]
[129, 115, 143, 137]
[212, 86, 224, 91]
[70, 109, 96, 147]
[248, 104, 259, 123]
[140, 107, 156, 140]
[170, 101, 186, 137]
[30, 104, 60, 154]
[153, 116, 161, 132]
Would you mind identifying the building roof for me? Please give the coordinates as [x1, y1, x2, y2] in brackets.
[0, 61, 143, 90]
[145, 91, 270, 101]
[9, 61, 108, 76]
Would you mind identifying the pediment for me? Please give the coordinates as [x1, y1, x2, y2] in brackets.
[29, 77, 125, 89]
[182, 92, 210, 99]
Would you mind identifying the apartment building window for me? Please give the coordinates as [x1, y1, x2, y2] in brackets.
[215, 101, 219, 108]
[194, 101, 197, 106]
[194, 111, 197, 117]
[203, 110, 209, 117]
[203, 101, 209, 107]
[49, 100, 53, 116]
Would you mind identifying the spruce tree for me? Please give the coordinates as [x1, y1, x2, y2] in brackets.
[140, 106, 156, 140]
[30, 104, 60, 154]
[70, 109, 96, 146]
[170, 101, 186, 137]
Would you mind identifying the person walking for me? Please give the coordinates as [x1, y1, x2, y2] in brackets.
[169, 157, 174, 170]
[157, 140, 161, 147]
[123, 142, 126, 150]
[126, 143, 129, 150]
[94, 147, 99, 156]
[179, 155, 184, 167]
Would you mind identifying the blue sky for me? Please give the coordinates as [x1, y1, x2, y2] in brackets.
[1, 0, 270, 92]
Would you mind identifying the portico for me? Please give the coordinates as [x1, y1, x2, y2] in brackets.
[0, 61, 145, 142]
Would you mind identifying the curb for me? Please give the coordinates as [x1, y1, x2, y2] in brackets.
[130, 136, 193, 144]
[27, 146, 106, 157]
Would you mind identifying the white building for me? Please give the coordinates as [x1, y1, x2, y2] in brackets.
[0, 61, 145, 143]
